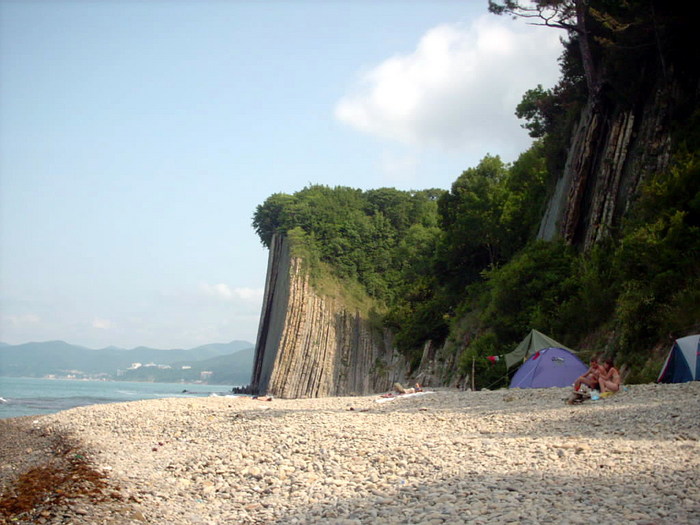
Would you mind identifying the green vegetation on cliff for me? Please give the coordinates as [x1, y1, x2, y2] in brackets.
[253, 1, 698, 387]
[253, 186, 443, 308]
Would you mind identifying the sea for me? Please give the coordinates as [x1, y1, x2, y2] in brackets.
[0, 377, 241, 419]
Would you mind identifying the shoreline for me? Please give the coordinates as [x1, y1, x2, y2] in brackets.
[1, 383, 699, 524]
[0, 377, 242, 421]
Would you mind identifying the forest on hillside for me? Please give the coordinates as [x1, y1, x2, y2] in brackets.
[253, 1, 698, 387]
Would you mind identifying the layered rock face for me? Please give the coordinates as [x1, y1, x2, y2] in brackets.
[250, 234, 408, 398]
[250, 71, 692, 398]
[538, 79, 675, 248]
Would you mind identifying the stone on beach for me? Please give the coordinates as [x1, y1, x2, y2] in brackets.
[0, 382, 699, 524]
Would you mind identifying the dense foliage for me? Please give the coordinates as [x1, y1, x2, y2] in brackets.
[253, 186, 443, 306]
[252, 0, 698, 386]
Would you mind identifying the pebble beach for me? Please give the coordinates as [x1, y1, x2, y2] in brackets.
[1, 382, 699, 525]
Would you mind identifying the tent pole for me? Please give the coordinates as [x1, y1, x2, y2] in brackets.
[471, 356, 476, 391]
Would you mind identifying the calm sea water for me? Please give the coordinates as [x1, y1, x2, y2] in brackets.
[0, 377, 241, 419]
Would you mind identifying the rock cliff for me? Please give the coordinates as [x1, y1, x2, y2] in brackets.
[250, 34, 695, 397]
[250, 234, 408, 398]
[538, 78, 676, 248]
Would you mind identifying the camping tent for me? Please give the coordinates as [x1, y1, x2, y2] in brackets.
[504, 329, 572, 369]
[510, 347, 588, 389]
[657, 334, 700, 383]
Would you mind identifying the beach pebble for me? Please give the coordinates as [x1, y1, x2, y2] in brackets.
[2, 382, 699, 524]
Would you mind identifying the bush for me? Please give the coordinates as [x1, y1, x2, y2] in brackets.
[457, 332, 509, 390]
[481, 240, 579, 344]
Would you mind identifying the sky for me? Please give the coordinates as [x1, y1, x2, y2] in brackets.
[0, 0, 563, 350]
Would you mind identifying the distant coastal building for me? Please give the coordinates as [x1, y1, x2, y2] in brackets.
[134, 362, 172, 369]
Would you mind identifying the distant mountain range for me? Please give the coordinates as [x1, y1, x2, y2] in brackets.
[0, 340, 255, 385]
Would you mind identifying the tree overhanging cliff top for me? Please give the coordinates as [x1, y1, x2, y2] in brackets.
[251, 1, 698, 383]
[252, 185, 444, 305]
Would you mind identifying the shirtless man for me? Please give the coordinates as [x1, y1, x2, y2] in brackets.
[598, 358, 621, 393]
[573, 356, 601, 392]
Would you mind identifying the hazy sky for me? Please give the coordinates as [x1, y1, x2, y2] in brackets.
[0, 1, 563, 350]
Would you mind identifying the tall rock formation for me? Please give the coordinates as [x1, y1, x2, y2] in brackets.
[249, 6, 696, 396]
[538, 76, 678, 248]
[250, 234, 408, 398]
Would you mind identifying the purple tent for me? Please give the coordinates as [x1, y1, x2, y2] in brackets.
[510, 347, 588, 389]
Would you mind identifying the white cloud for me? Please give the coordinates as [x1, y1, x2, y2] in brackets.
[92, 318, 113, 330]
[199, 282, 264, 302]
[3, 313, 40, 326]
[335, 15, 562, 157]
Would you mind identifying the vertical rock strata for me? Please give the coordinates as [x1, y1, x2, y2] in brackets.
[251, 234, 407, 398]
[538, 80, 674, 248]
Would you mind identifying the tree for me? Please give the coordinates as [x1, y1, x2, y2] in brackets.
[437, 155, 509, 283]
[500, 143, 549, 247]
[252, 185, 443, 305]
[488, 0, 600, 98]
[252, 193, 297, 248]
[481, 240, 579, 344]
[515, 85, 551, 138]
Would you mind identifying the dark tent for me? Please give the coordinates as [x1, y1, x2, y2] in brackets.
[657, 335, 700, 383]
[503, 329, 573, 369]
[510, 347, 588, 389]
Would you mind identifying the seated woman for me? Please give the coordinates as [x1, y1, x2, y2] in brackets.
[573, 356, 601, 392]
[598, 358, 621, 393]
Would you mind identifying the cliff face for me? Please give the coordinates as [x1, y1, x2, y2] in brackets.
[538, 78, 675, 247]
[250, 40, 694, 397]
[250, 234, 408, 398]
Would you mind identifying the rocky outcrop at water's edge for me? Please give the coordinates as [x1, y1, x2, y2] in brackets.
[250, 234, 409, 398]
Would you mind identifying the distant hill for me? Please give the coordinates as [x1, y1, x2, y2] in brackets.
[0, 340, 254, 384]
[117, 349, 255, 386]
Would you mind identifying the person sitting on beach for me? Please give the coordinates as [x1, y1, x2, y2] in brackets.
[573, 356, 601, 392]
[598, 358, 621, 393]
[392, 382, 423, 395]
